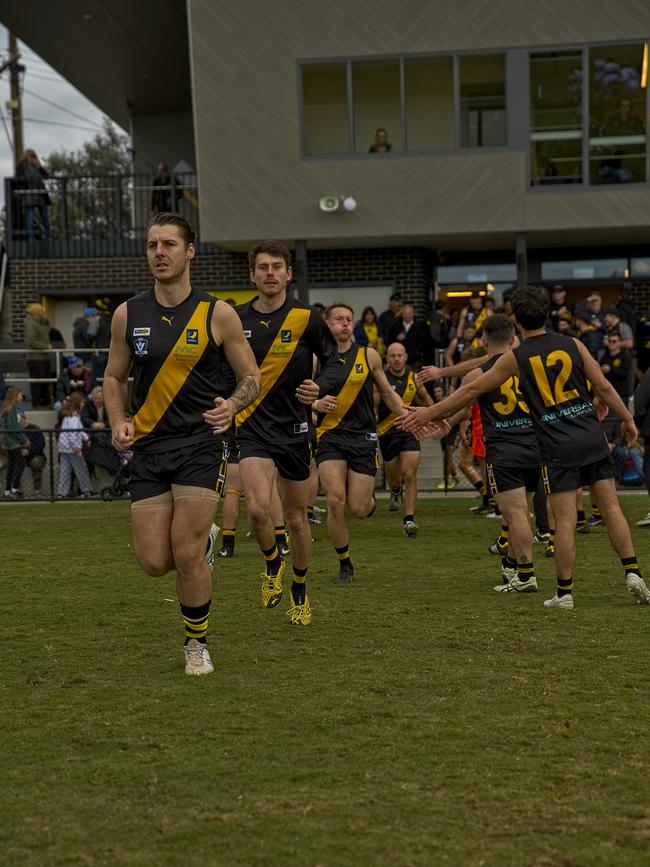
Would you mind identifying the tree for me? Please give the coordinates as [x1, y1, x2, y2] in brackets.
[44, 118, 133, 241]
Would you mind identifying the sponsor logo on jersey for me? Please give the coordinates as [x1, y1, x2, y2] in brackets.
[133, 327, 151, 336]
[355, 363, 364, 373]
[244, 329, 251, 338]
[293, 421, 309, 434]
[260, 320, 271, 328]
[186, 328, 199, 345]
[161, 314, 174, 326]
[281, 330, 292, 343]
[134, 337, 149, 357]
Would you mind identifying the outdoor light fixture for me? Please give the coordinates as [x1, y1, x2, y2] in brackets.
[319, 196, 357, 213]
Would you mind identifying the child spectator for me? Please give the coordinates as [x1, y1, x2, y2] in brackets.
[57, 392, 92, 498]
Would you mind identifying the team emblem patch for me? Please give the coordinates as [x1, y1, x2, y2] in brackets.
[244, 330, 251, 338]
[281, 330, 292, 343]
[355, 363, 364, 373]
[186, 328, 199, 345]
[134, 337, 149, 357]
[133, 327, 150, 336]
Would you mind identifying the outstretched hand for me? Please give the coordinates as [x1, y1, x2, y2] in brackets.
[415, 365, 442, 385]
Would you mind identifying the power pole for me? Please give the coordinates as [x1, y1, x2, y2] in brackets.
[8, 32, 24, 168]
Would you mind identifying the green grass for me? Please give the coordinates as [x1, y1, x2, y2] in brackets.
[2, 496, 650, 867]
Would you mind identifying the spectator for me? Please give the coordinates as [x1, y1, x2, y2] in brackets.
[379, 292, 402, 343]
[57, 392, 92, 498]
[616, 284, 638, 331]
[604, 307, 634, 351]
[387, 303, 433, 369]
[369, 128, 392, 153]
[14, 422, 47, 498]
[14, 149, 51, 240]
[575, 314, 604, 359]
[23, 303, 52, 408]
[72, 307, 99, 364]
[634, 368, 650, 526]
[557, 313, 578, 338]
[353, 306, 386, 358]
[585, 291, 606, 329]
[1, 387, 29, 499]
[151, 163, 182, 213]
[600, 332, 633, 403]
[429, 300, 450, 350]
[81, 386, 109, 431]
[93, 301, 112, 380]
[47, 318, 67, 381]
[548, 285, 574, 332]
[55, 356, 92, 411]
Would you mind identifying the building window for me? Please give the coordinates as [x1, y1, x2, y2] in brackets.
[589, 43, 646, 185]
[541, 259, 628, 280]
[352, 60, 402, 154]
[530, 51, 583, 185]
[302, 64, 349, 156]
[460, 54, 506, 147]
[404, 58, 454, 150]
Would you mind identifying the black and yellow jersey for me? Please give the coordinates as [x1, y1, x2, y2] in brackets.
[477, 354, 540, 467]
[126, 287, 229, 453]
[377, 367, 417, 436]
[235, 296, 341, 444]
[513, 332, 609, 468]
[317, 345, 376, 442]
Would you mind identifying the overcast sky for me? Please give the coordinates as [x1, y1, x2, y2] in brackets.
[0, 24, 126, 205]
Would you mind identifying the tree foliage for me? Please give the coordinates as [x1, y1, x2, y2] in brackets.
[46, 117, 131, 176]
[44, 118, 133, 241]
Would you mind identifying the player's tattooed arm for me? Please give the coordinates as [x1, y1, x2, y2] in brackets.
[228, 375, 260, 412]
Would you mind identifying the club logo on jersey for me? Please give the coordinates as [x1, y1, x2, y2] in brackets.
[281, 330, 292, 343]
[134, 337, 149, 357]
[133, 327, 151, 336]
[186, 328, 199, 345]
[161, 314, 174, 326]
[355, 363, 364, 374]
[244, 329, 251, 338]
[260, 320, 271, 328]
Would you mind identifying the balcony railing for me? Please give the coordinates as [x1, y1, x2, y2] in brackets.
[4, 173, 217, 258]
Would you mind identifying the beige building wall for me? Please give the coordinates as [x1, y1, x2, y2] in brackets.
[188, 0, 650, 247]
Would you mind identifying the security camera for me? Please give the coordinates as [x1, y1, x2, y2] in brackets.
[319, 196, 340, 213]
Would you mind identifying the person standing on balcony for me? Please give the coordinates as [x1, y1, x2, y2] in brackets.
[14, 149, 51, 240]
[23, 303, 52, 408]
[151, 163, 182, 214]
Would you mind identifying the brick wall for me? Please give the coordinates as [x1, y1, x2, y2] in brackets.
[8, 246, 433, 340]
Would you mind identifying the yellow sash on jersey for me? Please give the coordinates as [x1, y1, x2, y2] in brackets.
[377, 370, 417, 436]
[235, 307, 311, 427]
[134, 301, 211, 441]
[317, 346, 368, 441]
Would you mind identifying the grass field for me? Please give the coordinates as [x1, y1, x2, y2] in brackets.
[2, 495, 650, 867]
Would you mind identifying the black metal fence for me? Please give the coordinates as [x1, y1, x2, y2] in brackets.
[4, 172, 217, 258]
[0, 428, 131, 502]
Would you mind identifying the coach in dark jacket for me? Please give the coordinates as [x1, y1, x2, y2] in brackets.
[387, 303, 433, 369]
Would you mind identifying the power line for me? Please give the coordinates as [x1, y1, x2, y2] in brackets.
[21, 86, 103, 128]
[0, 113, 104, 133]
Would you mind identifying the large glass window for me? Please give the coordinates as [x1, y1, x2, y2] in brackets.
[302, 64, 349, 156]
[460, 54, 506, 147]
[541, 259, 628, 280]
[352, 60, 402, 154]
[589, 44, 646, 185]
[404, 58, 454, 150]
[530, 51, 583, 185]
